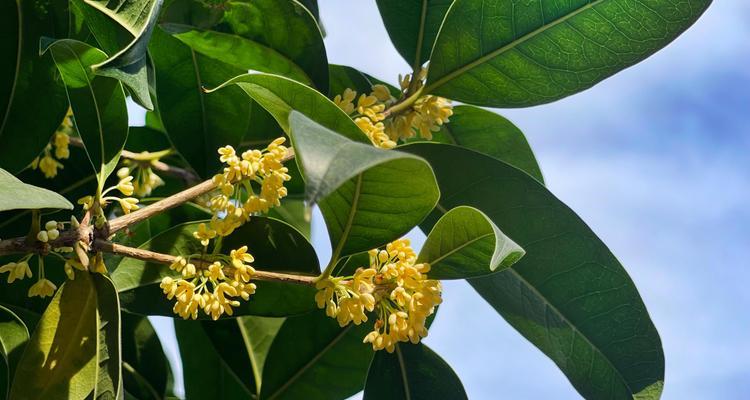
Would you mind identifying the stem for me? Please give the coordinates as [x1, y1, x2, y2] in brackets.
[384, 86, 424, 117]
[94, 239, 317, 286]
[68, 136, 199, 184]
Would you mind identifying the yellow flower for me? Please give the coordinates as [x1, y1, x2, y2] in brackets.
[116, 176, 135, 196]
[0, 260, 32, 283]
[53, 132, 70, 159]
[77, 195, 94, 210]
[316, 238, 442, 352]
[193, 223, 216, 247]
[38, 153, 62, 178]
[333, 88, 357, 114]
[28, 279, 57, 298]
[118, 197, 140, 214]
[372, 84, 392, 102]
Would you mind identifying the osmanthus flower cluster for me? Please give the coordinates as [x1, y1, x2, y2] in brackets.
[30, 108, 74, 178]
[160, 245, 257, 320]
[333, 67, 453, 149]
[117, 155, 166, 197]
[315, 239, 442, 352]
[194, 137, 291, 242]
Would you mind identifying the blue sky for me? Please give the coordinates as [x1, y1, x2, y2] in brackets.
[141, 2, 750, 398]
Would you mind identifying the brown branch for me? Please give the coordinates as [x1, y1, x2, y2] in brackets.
[95, 239, 316, 286]
[0, 212, 93, 257]
[107, 148, 295, 234]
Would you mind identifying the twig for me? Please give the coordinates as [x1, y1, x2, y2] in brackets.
[107, 148, 295, 234]
[69, 136, 200, 185]
[95, 239, 316, 286]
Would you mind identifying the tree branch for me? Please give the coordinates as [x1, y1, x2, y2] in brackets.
[94, 239, 316, 286]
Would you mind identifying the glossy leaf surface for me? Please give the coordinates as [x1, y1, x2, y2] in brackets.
[404, 143, 665, 399]
[418, 205, 524, 279]
[425, 0, 712, 107]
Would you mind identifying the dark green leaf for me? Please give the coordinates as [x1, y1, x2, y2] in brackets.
[10, 272, 98, 400]
[121, 314, 172, 400]
[432, 105, 543, 183]
[150, 27, 251, 178]
[238, 316, 285, 393]
[209, 73, 365, 143]
[418, 205, 524, 279]
[199, 319, 256, 394]
[174, 320, 252, 398]
[267, 200, 311, 240]
[260, 311, 374, 400]
[0, 167, 73, 212]
[93, 274, 122, 400]
[363, 343, 467, 400]
[376, 0, 454, 68]
[161, 23, 313, 85]
[90, 0, 163, 110]
[425, 0, 711, 107]
[113, 217, 319, 318]
[42, 39, 129, 182]
[0, 305, 29, 399]
[404, 143, 665, 399]
[289, 111, 439, 258]
[0, 0, 69, 172]
[221, 0, 329, 91]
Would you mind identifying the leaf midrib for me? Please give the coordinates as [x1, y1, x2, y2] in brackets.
[189, 49, 210, 175]
[266, 324, 354, 400]
[395, 344, 412, 400]
[427, 232, 493, 266]
[504, 267, 636, 394]
[412, 0, 429, 71]
[424, 0, 606, 94]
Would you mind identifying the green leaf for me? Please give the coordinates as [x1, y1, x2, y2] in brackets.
[42, 39, 129, 182]
[376, 0, 454, 68]
[0, 167, 73, 212]
[93, 274, 122, 400]
[174, 320, 252, 398]
[404, 143, 665, 399]
[418, 205, 524, 280]
[84, 0, 160, 36]
[424, 0, 712, 107]
[161, 23, 314, 86]
[363, 343, 467, 400]
[121, 314, 172, 400]
[198, 320, 256, 394]
[209, 73, 365, 143]
[237, 316, 285, 394]
[220, 0, 329, 91]
[10, 272, 98, 400]
[432, 105, 543, 183]
[0, 305, 29, 399]
[267, 200, 311, 240]
[113, 217, 319, 318]
[260, 311, 374, 400]
[89, 0, 163, 110]
[150, 27, 251, 178]
[288, 111, 439, 258]
[0, 0, 69, 172]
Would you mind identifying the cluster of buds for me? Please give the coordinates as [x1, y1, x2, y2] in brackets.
[160, 246, 257, 320]
[0, 216, 100, 299]
[315, 239, 442, 352]
[194, 138, 291, 243]
[30, 108, 74, 178]
[333, 67, 453, 149]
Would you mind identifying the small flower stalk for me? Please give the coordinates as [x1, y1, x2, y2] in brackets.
[333, 67, 453, 149]
[315, 238, 443, 352]
[160, 246, 258, 320]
